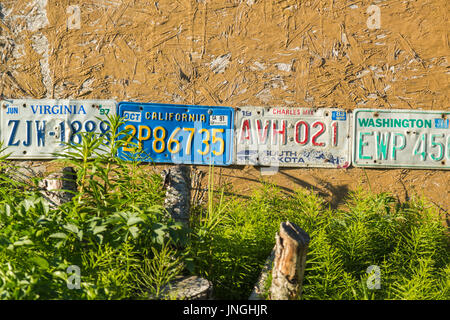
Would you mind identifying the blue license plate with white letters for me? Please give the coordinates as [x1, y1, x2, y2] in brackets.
[0, 99, 115, 159]
[117, 102, 234, 165]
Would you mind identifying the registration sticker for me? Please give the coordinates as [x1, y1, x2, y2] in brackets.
[123, 111, 142, 122]
[353, 109, 450, 169]
[0, 99, 115, 159]
[210, 115, 228, 126]
[332, 111, 347, 121]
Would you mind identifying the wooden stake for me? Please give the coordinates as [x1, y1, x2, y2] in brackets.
[161, 165, 191, 228]
[270, 221, 310, 300]
[39, 167, 77, 208]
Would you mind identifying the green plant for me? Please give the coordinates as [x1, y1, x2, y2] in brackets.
[132, 241, 185, 299]
[0, 117, 189, 299]
[188, 179, 449, 300]
[0, 122, 448, 300]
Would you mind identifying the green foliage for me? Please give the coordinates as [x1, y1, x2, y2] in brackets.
[188, 183, 449, 300]
[0, 127, 448, 300]
[0, 116, 186, 299]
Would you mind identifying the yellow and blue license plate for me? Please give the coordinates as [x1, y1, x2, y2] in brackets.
[117, 102, 234, 165]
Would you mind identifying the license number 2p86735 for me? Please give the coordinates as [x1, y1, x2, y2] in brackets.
[116, 102, 234, 165]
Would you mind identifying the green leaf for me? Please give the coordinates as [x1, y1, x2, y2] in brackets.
[127, 216, 144, 226]
[64, 223, 80, 234]
[77, 230, 83, 241]
[35, 229, 45, 238]
[129, 226, 140, 238]
[55, 241, 65, 249]
[92, 225, 107, 235]
[49, 232, 68, 239]
[29, 256, 49, 270]
[52, 271, 68, 281]
[22, 198, 35, 211]
[13, 238, 34, 246]
[4, 204, 11, 217]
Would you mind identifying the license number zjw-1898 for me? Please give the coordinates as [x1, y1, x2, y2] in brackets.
[0, 99, 115, 159]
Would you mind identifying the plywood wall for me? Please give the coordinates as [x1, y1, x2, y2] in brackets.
[0, 0, 449, 213]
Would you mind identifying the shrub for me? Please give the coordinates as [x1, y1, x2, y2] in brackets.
[189, 183, 449, 300]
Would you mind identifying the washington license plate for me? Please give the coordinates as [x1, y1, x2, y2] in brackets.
[353, 109, 450, 169]
[235, 107, 351, 168]
[0, 99, 115, 159]
[117, 102, 234, 165]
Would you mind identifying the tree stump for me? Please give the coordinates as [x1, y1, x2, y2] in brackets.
[151, 276, 213, 300]
[249, 248, 275, 300]
[161, 165, 191, 228]
[39, 167, 77, 208]
[270, 221, 310, 300]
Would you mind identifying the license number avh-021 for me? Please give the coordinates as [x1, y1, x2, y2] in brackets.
[117, 102, 234, 165]
[0, 99, 115, 159]
[235, 107, 351, 168]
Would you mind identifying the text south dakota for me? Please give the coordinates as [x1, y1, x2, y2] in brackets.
[145, 112, 206, 122]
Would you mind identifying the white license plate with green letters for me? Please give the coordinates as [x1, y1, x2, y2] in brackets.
[353, 109, 450, 169]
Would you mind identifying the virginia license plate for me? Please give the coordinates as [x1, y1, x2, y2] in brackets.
[117, 102, 234, 165]
[0, 99, 115, 159]
[235, 107, 351, 168]
[353, 109, 450, 169]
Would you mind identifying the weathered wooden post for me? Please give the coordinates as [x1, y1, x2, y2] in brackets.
[249, 248, 276, 300]
[152, 275, 214, 300]
[161, 165, 191, 228]
[155, 166, 214, 299]
[270, 221, 310, 300]
[39, 167, 77, 207]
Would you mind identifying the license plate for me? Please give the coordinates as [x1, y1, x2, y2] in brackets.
[235, 107, 351, 168]
[353, 109, 450, 169]
[0, 99, 115, 159]
[117, 102, 234, 165]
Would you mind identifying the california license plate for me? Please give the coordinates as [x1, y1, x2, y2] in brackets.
[235, 107, 351, 168]
[0, 99, 115, 159]
[353, 109, 450, 169]
[117, 102, 234, 165]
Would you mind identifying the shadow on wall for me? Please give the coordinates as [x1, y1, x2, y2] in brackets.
[213, 165, 350, 210]
[279, 169, 350, 210]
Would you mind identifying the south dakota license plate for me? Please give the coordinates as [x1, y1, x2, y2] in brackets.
[353, 109, 450, 169]
[235, 107, 351, 168]
[0, 99, 115, 159]
[117, 102, 234, 165]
